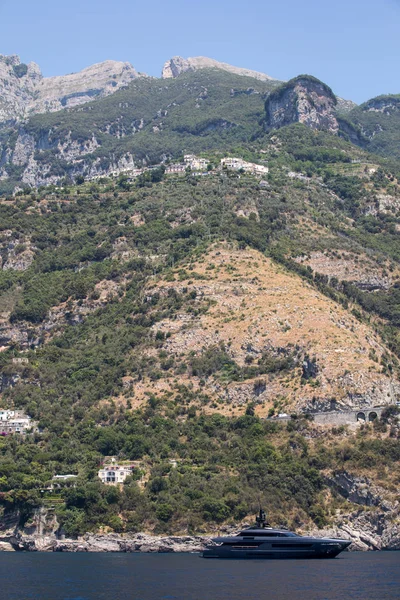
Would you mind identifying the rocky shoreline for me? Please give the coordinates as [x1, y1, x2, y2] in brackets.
[0, 493, 399, 553]
[0, 516, 399, 553]
[0, 532, 210, 553]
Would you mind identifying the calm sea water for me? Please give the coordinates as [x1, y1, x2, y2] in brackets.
[0, 551, 398, 600]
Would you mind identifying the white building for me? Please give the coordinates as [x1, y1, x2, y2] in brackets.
[7, 418, 32, 434]
[0, 410, 34, 434]
[0, 416, 33, 434]
[165, 164, 186, 175]
[221, 157, 246, 170]
[221, 157, 268, 176]
[98, 464, 135, 485]
[184, 154, 209, 171]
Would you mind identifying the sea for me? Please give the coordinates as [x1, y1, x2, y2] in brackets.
[0, 551, 399, 600]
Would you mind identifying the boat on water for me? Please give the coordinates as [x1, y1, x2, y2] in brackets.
[202, 510, 351, 559]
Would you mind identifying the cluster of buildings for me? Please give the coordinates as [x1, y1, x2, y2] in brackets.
[101, 154, 268, 182]
[164, 154, 210, 175]
[0, 409, 34, 435]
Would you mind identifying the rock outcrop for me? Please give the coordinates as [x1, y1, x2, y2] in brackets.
[31, 60, 141, 114]
[1, 505, 399, 552]
[265, 75, 339, 133]
[325, 471, 396, 512]
[308, 509, 400, 552]
[0, 55, 42, 123]
[0, 54, 142, 123]
[162, 56, 274, 81]
[361, 95, 400, 117]
[0, 508, 211, 552]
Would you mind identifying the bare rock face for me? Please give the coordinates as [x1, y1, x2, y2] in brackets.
[0, 55, 142, 123]
[265, 75, 339, 133]
[325, 471, 396, 512]
[0, 55, 42, 122]
[162, 56, 273, 81]
[30, 60, 141, 114]
[308, 508, 400, 552]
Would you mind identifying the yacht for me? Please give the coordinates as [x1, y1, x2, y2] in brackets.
[202, 510, 351, 559]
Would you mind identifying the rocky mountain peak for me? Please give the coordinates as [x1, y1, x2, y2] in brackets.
[162, 56, 273, 81]
[265, 75, 339, 133]
[31, 60, 141, 114]
[0, 55, 143, 123]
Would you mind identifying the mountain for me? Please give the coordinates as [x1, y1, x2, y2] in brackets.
[1, 144, 400, 536]
[0, 54, 400, 540]
[0, 69, 280, 193]
[265, 75, 340, 133]
[5, 58, 400, 195]
[162, 56, 274, 81]
[348, 95, 400, 160]
[0, 54, 142, 123]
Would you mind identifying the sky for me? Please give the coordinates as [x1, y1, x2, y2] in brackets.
[0, 0, 399, 104]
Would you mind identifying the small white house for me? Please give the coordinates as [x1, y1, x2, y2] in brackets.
[98, 464, 134, 485]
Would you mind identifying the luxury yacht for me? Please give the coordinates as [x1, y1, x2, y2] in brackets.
[202, 510, 351, 559]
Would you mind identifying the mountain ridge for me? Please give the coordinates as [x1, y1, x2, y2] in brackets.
[0, 54, 142, 123]
[162, 55, 275, 81]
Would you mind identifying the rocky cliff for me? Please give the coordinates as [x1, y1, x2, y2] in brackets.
[162, 56, 274, 81]
[0, 55, 42, 123]
[0, 501, 399, 552]
[0, 54, 142, 123]
[265, 75, 339, 133]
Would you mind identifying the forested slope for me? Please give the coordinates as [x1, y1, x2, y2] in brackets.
[0, 124, 399, 535]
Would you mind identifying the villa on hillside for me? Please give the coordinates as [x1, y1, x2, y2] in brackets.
[184, 154, 209, 170]
[220, 157, 269, 176]
[0, 410, 35, 434]
[98, 462, 135, 485]
[165, 163, 186, 175]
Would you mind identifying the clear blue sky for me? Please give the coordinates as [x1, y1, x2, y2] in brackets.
[0, 0, 399, 103]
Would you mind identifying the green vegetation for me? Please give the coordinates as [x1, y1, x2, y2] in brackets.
[1, 114, 400, 535]
[0, 69, 279, 194]
[12, 63, 28, 78]
[348, 95, 400, 160]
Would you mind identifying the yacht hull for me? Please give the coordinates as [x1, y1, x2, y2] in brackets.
[203, 542, 350, 559]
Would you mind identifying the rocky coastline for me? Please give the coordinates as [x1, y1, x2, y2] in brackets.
[0, 508, 399, 553]
[0, 532, 210, 553]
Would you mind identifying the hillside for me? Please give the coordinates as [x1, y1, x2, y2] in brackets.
[0, 69, 280, 194]
[0, 124, 400, 538]
[348, 95, 400, 160]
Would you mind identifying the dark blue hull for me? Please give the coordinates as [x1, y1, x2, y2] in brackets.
[203, 545, 349, 559]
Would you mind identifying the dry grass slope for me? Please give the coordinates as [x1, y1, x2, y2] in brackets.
[128, 243, 398, 415]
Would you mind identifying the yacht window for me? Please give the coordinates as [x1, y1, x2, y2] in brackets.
[241, 531, 299, 538]
[272, 543, 312, 548]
